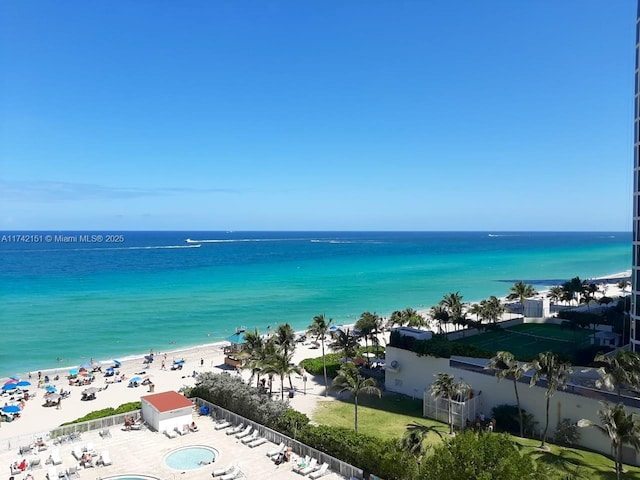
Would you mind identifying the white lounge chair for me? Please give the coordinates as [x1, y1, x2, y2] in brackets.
[30, 456, 43, 470]
[219, 465, 242, 480]
[240, 430, 259, 444]
[292, 455, 310, 471]
[99, 428, 111, 438]
[212, 463, 235, 477]
[226, 423, 244, 436]
[309, 462, 330, 479]
[47, 467, 58, 480]
[50, 449, 63, 465]
[266, 442, 285, 458]
[214, 420, 231, 430]
[247, 436, 267, 448]
[72, 446, 84, 460]
[99, 450, 112, 466]
[297, 458, 318, 475]
[175, 426, 185, 436]
[235, 425, 252, 439]
[66, 465, 80, 479]
[84, 442, 97, 456]
[164, 429, 178, 439]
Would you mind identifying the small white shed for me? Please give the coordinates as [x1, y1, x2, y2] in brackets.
[141, 391, 193, 433]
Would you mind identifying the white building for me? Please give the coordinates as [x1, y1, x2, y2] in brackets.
[141, 390, 194, 434]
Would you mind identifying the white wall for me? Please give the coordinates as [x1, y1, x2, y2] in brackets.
[157, 408, 192, 433]
[384, 347, 638, 465]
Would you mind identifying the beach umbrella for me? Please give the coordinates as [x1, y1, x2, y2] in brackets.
[69, 369, 78, 376]
[80, 363, 92, 370]
[2, 383, 17, 391]
[82, 387, 98, 395]
[130, 376, 142, 383]
[46, 386, 57, 393]
[9, 375, 20, 381]
[113, 360, 122, 367]
[2, 405, 21, 413]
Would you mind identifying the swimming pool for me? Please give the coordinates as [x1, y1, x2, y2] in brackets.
[164, 445, 219, 470]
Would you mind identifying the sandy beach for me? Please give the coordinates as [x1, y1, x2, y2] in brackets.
[0, 337, 337, 442]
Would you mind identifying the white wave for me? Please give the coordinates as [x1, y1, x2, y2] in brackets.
[186, 238, 296, 243]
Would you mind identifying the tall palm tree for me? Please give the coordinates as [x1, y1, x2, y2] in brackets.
[355, 312, 378, 358]
[331, 363, 381, 433]
[593, 350, 640, 399]
[261, 350, 303, 401]
[388, 308, 425, 328]
[307, 314, 332, 396]
[529, 352, 573, 448]
[547, 285, 564, 305]
[579, 402, 640, 480]
[486, 351, 528, 437]
[241, 329, 265, 387]
[273, 323, 296, 356]
[399, 422, 443, 472]
[429, 305, 450, 334]
[329, 328, 360, 361]
[506, 281, 537, 318]
[440, 292, 464, 329]
[468, 303, 483, 324]
[481, 296, 506, 324]
[429, 372, 470, 435]
[562, 276, 584, 306]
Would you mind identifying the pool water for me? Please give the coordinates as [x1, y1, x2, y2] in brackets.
[103, 476, 160, 480]
[164, 445, 219, 470]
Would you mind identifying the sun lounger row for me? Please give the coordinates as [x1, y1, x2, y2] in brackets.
[212, 464, 242, 480]
[293, 456, 330, 478]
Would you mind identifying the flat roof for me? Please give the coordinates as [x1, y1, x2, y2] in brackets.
[141, 390, 193, 412]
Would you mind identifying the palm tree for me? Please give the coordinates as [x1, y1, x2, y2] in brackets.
[529, 352, 573, 448]
[261, 350, 303, 400]
[547, 285, 564, 305]
[593, 350, 640, 399]
[400, 422, 443, 472]
[486, 351, 528, 437]
[506, 281, 537, 318]
[430, 305, 450, 334]
[307, 314, 332, 396]
[389, 307, 426, 328]
[329, 328, 360, 361]
[468, 303, 483, 324]
[273, 323, 296, 356]
[241, 328, 265, 387]
[440, 292, 464, 330]
[429, 372, 470, 435]
[481, 296, 506, 324]
[562, 276, 584, 306]
[579, 402, 640, 480]
[331, 363, 381, 433]
[355, 312, 378, 358]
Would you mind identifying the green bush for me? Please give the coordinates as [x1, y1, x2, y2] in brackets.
[300, 353, 342, 377]
[389, 332, 493, 359]
[490, 404, 536, 437]
[60, 401, 141, 425]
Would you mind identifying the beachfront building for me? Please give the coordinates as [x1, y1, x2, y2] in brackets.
[633, 1, 640, 352]
[140, 390, 194, 433]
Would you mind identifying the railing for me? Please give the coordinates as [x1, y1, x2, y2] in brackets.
[192, 397, 364, 480]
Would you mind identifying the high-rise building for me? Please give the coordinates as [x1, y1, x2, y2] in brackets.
[632, 1, 640, 352]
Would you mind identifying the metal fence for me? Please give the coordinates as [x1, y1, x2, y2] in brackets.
[192, 397, 363, 480]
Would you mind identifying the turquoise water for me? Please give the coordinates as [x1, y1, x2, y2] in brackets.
[164, 446, 218, 470]
[103, 476, 160, 480]
[0, 231, 631, 377]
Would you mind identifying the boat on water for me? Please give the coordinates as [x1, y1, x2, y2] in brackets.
[185, 238, 199, 244]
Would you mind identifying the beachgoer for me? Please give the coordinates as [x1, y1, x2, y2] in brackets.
[189, 421, 198, 432]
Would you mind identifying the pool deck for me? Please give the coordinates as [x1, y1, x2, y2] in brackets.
[1, 414, 347, 480]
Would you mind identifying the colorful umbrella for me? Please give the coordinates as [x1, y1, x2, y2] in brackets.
[16, 381, 31, 387]
[46, 386, 57, 393]
[1, 383, 17, 391]
[2, 405, 21, 413]
[69, 369, 79, 376]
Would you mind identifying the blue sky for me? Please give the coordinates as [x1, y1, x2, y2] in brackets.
[0, 1, 636, 231]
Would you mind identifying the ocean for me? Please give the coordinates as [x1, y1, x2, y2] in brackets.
[0, 231, 631, 378]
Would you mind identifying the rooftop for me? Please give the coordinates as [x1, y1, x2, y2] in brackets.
[141, 391, 193, 412]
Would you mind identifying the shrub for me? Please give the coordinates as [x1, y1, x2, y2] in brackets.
[300, 353, 342, 377]
[389, 332, 493, 359]
[553, 418, 580, 446]
[491, 404, 536, 437]
[60, 401, 141, 425]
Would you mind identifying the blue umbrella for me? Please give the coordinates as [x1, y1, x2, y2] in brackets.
[226, 332, 246, 344]
[2, 405, 21, 413]
[9, 375, 20, 381]
[130, 376, 142, 383]
[69, 369, 79, 376]
[113, 360, 122, 367]
[2, 383, 17, 391]
[16, 381, 31, 387]
[46, 386, 57, 393]
[80, 363, 92, 370]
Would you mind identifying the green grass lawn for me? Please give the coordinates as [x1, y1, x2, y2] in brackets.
[453, 323, 593, 359]
[313, 394, 640, 479]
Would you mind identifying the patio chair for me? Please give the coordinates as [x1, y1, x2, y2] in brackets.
[212, 463, 235, 477]
[30, 456, 43, 470]
[19, 444, 33, 455]
[50, 449, 63, 465]
[66, 465, 80, 479]
[297, 458, 319, 476]
[174, 426, 185, 436]
[72, 446, 84, 461]
[10, 464, 22, 475]
[84, 442, 97, 456]
[235, 425, 252, 439]
[47, 466, 58, 480]
[219, 465, 242, 480]
[247, 436, 267, 448]
[99, 450, 112, 466]
[266, 443, 285, 458]
[291, 456, 311, 473]
[240, 431, 259, 444]
[309, 463, 330, 479]
[164, 429, 178, 439]
[99, 428, 111, 439]
[214, 420, 231, 430]
[226, 423, 244, 436]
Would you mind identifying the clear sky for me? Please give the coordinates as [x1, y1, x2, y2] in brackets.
[0, 1, 636, 231]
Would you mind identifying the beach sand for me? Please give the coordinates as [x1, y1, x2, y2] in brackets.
[0, 338, 338, 441]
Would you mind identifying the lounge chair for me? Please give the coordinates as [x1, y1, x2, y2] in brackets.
[72, 446, 84, 461]
[50, 449, 63, 465]
[10, 464, 22, 475]
[164, 429, 178, 439]
[19, 444, 33, 455]
[226, 423, 244, 436]
[47, 467, 58, 480]
[297, 458, 319, 476]
[214, 420, 231, 430]
[219, 465, 242, 480]
[266, 443, 286, 458]
[235, 425, 252, 439]
[66, 466, 80, 479]
[30, 457, 43, 470]
[99, 450, 112, 466]
[175, 426, 185, 436]
[212, 464, 235, 477]
[309, 463, 330, 479]
[247, 436, 267, 448]
[99, 428, 111, 438]
[84, 442, 97, 456]
[240, 431, 259, 444]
